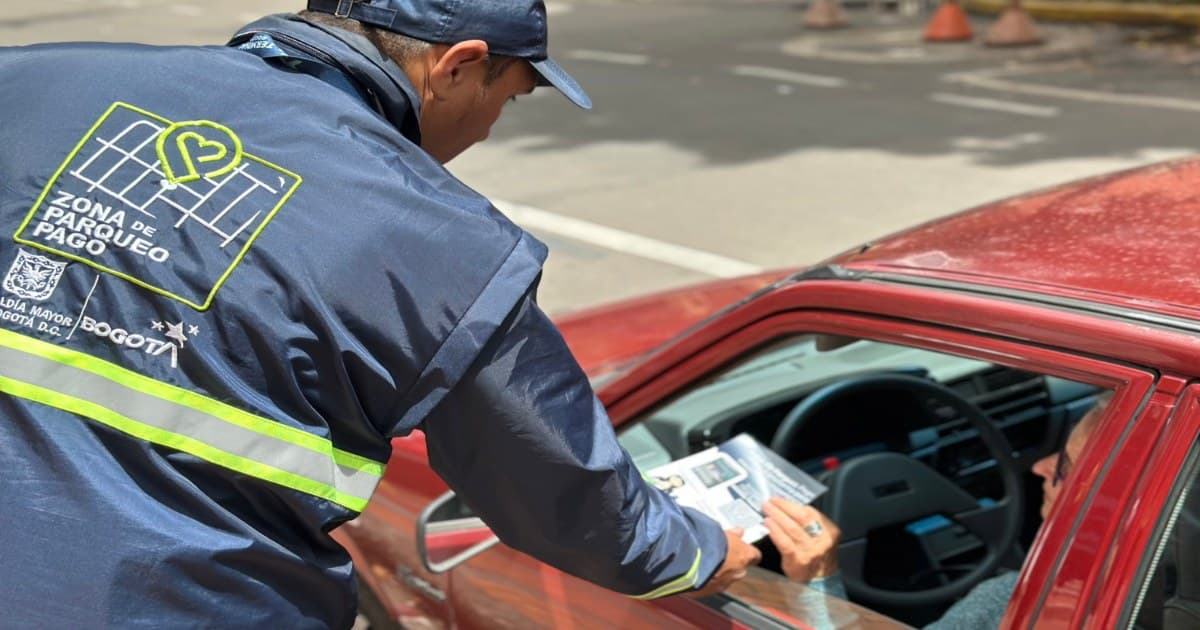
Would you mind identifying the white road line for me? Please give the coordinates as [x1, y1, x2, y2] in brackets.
[782, 37, 965, 65]
[952, 132, 1047, 151]
[946, 70, 1200, 114]
[169, 4, 203, 16]
[930, 93, 1060, 118]
[730, 65, 847, 88]
[566, 50, 651, 66]
[493, 200, 763, 278]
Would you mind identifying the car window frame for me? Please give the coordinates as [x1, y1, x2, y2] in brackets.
[1107, 384, 1200, 629]
[600, 307, 1157, 629]
[1018, 376, 1161, 628]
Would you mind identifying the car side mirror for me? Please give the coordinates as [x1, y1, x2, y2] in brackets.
[416, 491, 500, 573]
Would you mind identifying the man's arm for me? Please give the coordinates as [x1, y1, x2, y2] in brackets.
[422, 291, 758, 597]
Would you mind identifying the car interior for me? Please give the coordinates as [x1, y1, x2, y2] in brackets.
[1131, 442, 1200, 630]
[617, 333, 1108, 627]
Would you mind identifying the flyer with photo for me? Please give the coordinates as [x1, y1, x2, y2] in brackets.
[646, 433, 827, 543]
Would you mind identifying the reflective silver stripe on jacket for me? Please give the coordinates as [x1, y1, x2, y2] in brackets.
[0, 328, 383, 511]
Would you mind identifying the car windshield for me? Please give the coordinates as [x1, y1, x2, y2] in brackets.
[587, 276, 799, 389]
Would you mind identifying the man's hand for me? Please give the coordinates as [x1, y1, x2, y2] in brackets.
[763, 497, 840, 583]
[689, 528, 762, 597]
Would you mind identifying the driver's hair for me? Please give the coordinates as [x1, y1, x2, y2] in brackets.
[1090, 390, 1114, 416]
[1078, 390, 1114, 434]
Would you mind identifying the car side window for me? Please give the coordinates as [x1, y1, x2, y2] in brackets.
[617, 332, 1113, 629]
[1126, 441, 1200, 630]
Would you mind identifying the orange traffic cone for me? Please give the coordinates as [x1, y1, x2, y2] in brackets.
[804, 0, 849, 29]
[923, 1, 973, 42]
[985, 2, 1042, 46]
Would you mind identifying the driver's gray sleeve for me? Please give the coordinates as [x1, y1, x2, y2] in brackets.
[421, 290, 728, 598]
[924, 571, 1018, 630]
[791, 571, 1014, 629]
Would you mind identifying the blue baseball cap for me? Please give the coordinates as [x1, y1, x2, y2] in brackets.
[306, 0, 591, 109]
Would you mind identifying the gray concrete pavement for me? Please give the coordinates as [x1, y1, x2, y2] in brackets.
[1, 1, 295, 45]
[5, 1, 1199, 314]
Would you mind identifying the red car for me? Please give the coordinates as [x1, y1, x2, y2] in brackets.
[337, 158, 1200, 629]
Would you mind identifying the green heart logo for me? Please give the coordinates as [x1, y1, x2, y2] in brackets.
[156, 121, 244, 185]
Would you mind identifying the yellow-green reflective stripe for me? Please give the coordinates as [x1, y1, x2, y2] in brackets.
[0, 329, 382, 511]
[3, 329, 381, 474]
[631, 550, 703, 600]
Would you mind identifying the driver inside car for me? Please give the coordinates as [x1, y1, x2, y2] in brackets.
[765, 390, 1112, 629]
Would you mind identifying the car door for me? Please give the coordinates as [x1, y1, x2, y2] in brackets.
[432, 275, 1163, 628]
[394, 271, 1194, 628]
[335, 431, 455, 629]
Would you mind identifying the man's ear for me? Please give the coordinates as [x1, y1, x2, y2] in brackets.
[427, 40, 491, 99]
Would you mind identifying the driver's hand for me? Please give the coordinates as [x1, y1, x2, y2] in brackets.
[764, 498, 840, 583]
[689, 528, 762, 598]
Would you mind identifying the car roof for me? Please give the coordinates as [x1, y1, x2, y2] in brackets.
[827, 157, 1200, 322]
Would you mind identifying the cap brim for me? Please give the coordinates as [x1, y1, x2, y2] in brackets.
[531, 58, 592, 110]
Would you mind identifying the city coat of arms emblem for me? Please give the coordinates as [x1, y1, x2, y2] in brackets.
[3, 250, 68, 301]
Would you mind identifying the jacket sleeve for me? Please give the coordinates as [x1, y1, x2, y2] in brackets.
[421, 290, 728, 598]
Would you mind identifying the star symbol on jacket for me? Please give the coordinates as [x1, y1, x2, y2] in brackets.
[188, 324, 200, 337]
[165, 321, 189, 347]
[151, 321, 165, 331]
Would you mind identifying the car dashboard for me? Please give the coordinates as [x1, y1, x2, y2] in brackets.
[619, 336, 1102, 501]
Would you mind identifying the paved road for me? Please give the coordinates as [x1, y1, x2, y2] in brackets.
[456, 2, 1199, 313]
[7, 0, 1199, 313]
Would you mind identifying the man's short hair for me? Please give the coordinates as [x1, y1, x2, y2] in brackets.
[298, 10, 516, 85]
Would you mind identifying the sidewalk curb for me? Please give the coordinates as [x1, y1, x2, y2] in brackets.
[964, 0, 1200, 26]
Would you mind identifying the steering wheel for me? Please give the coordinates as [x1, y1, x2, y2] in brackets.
[769, 373, 1024, 610]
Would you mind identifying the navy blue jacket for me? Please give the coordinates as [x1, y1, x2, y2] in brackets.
[0, 14, 725, 628]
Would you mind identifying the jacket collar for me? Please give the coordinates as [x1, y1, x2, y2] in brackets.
[230, 14, 423, 144]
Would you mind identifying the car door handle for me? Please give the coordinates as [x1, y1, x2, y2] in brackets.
[396, 566, 447, 603]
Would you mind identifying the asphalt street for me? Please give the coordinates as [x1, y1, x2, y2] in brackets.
[6, 0, 1200, 313]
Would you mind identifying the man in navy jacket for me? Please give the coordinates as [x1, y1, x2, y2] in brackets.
[0, 1, 758, 626]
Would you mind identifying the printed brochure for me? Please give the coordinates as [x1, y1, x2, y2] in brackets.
[647, 433, 827, 543]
